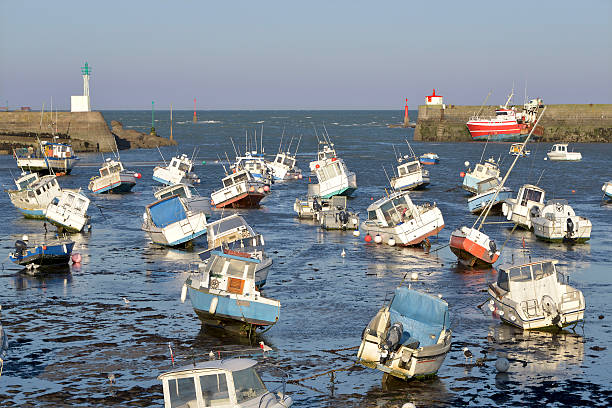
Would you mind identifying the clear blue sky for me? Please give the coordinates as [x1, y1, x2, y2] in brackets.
[1, 0, 610, 110]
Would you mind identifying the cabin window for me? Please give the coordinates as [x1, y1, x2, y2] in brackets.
[175, 187, 187, 198]
[167, 377, 197, 408]
[486, 167, 497, 177]
[498, 111, 507, 116]
[367, 210, 377, 221]
[64, 194, 75, 207]
[223, 177, 233, 187]
[475, 164, 484, 174]
[284, 158, 295, 167]
[542, 262, 555, 277]
[521, 189, 542, 206]
[199, 373, 229, 404]
[234, 173, 248, 184]
[497, 270, 509, 291]
[226, 259, 246, 278]
[74, 198, 86, 211]
[532, 263, 550, 280]
[36, 188, 42, 196]
[233, 367, 267, 403]
[406, 163, 419, 175]
[100, 168, 109, 177]
[276, 156, 282, 163]
[109, 164, 121, 173]
[171, 160, 178, 167]
[508, 266, 531, 282]
[178, 162, 190, 172]
[159, 191, 171, 199]
[399, 167, 407, 176]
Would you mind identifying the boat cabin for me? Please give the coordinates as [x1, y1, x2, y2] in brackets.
[314, 159, 347, 184]
[201, 251, 259, 295]
[517, 185, 545, 208]
[52, 191, 90, 216]
[549, 144, 569, 154]
[158, 359, 279, 408]
[42, 141, 74, 159]
[26, 176, 61, 202]
[396, 160, 422, 178]
[14, 172, 40, 190]
[99, 159, 124, 177]
[475, 177, 501, 195]
[494, 108, 517, 119]
[206, 214, 256, 249]
[273, 152, 296, 169]
[496, 261, 563, 293]
[509, 143, 529, 156]
[317, 144, 336, 162]
[366, 191, 416, 227]
[471, 159, 500, 180]
[170, 154, 193, 174]
[222, 170, 252, 188]
[155, 183, 195, 201]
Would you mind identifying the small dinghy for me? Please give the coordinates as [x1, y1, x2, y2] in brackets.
[6, 172, 64, 219]
[154, 183, 211, 216]
[317, 196, 359, 230]
[142, 195, 207, 247]
[509, 143, 530, 157]
[267, 151, 302, 181]
[361, 190, 444, 247]
[153, 154, 200, 185]
[14, 140, 79, 175]
[45, 190, 91, 233]
[547, 144, 582, 161]
[88, 158, 140, 194]
[601, 181, 612, 201]
[357, 285, 452, 380]
[467, 177, 513, 215]
[502, 184, 546, 230]
[488, 260, 585, 330]
[449, 226, 500, 268]
[531, 200, 592, 243]
[211, 169, 270, 209]
[462, 158, 501, 195]
[419, 152, 439, 165]
[309, 143, 357, 198]
[9, 235, 75, 268]
[158, 358, 292, 408]
[183, 251, 281, 332]
[294, 185, 332, 219]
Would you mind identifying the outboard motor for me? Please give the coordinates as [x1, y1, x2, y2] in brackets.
[566, 218, 575, 238]
[313, 199, 322, 212]
[14, 240, 27, 256]
[529, 206, 540, 219]
[489, 240, 497, 256]
[338, 210, 349, 228]
[382, 322, 403, 357]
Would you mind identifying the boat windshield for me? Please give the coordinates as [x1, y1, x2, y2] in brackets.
[210, 217, 249, 237]
[497, 269, 509, 291]
[533, 262, 555, 280]
[160, 186, 188, 199]
[108, 163, 122, 174]
[367, 210, 378, 221]
[399, 162, 420, 176]
[17, 174, 38, 190]
[232, 367, 267, 403]
[178, 161, 190, 172]
[283, 157, 295, 167]
[508, 265, 532, 282]
[521, 188, 543, 206]
[167, 377, 198, 408]
[380, 195, 412, 225]
[318, 162, 342, 182]
[198, 373, 230, 405]
[477, 178, 500, 194]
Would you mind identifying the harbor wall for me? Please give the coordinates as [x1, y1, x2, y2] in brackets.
[0, 111, 175, 154]
[414, 104, 612, 142]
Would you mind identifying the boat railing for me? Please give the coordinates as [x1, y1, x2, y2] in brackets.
[521, 299, 540, 317]
[257, 366, 289, 408]
[559, 290, 582, 312]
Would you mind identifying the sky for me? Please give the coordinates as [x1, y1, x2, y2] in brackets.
[1, 0, 611, 110]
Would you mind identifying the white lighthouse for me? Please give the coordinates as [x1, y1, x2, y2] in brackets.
[71, 62, 91, 112]
[425, 88, 443, 105]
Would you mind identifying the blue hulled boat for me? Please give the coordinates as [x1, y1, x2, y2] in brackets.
[467, 178, 513, 214]
[9, 237, 75, 267]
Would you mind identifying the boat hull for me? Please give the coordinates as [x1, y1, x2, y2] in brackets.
[449, 228, 499, 268]
[10, 242, 75, 266]
[213, 192, 266, 209]
[320, 186, 356, 199]
[90, 174, 137, 194]
[16, 158, 76, 175]
[468, 189, 513, 214]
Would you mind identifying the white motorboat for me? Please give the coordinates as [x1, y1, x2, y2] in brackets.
[6, 172, 63, 219]
[153, 154, 200, 185]
[531, 200, 591, 243]
[390, 157, 430, 191]
[462, 158, 501, 195]
[232, 151, 274, 184]
[361, 190, 444, 247]
[502, 184, 546, 229]
[158, 358, 292, 408]
[267, 151, 302, 181]
[547, 144, 582, 161]
[309, 143, 357, 198]
[142, 195, 207, 247]
[154, 183, 211, 215]
[316, 196, 359, 230]
[488, 260, 585, 330]
[357, 285, 452, 380]
[88, 158, 139, 194]
[45, 190, 91, 233]
[509, 143, 530, 156]
[210, 169, 270, 209]
[14, 140, 79, 175]
[603, 181, 612, 200]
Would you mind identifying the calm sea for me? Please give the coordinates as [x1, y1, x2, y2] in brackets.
[0, 110, 610, 407]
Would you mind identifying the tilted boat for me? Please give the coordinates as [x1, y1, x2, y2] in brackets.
[467, 177, 513, 215]
[462, 158, 501, 195]
[488, 260, 585, 330]
[0, 316, 7, 368]
[14, 140, 79, 175]
[267, 151, 302, 181]
[603, 181, 612, 200]
[232, 151, 274, 184]
[157, 358, 292, 408]
[142, 195, 207, 247]
[9, 237, 75, 267]
[210, 169, 270, 209]
[6, 172, 63, 219]
[309, 143, 357, 198]
[183, 251, 281, 332]
[294, 184, 332, 219]
[316, 196, 359, 230]
[357, 286, 452, 380]
[154, 183, 211, 215]
[531, 200, 591, 243]
[419, 152, 439, 165]
[88, 158, 139, 194]
[547, 144, 582, 161]
[502, 184, 546, 230]
[153, 154, 200, 185]
[449, 226, 500, 268]
[390, 157, 430, 191]
[45, 190, 91, 233]
[361, 190, 444, 247]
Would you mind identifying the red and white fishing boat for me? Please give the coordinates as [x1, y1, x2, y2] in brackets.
[210, 168, 270, 209]
[466, 91, 543, 142]
[449, 227, 499, 268]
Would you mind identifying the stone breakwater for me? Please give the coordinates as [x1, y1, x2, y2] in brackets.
[0, 111, 175, 154]
[414, 104, 612, 142]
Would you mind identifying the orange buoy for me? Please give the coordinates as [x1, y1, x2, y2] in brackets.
[460, 172, 466, 178]
[364, 234, 372, 242]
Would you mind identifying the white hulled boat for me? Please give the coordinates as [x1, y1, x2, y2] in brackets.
[14, 140, 79, 175]
[531, 200, 591, 243]
[88, 158, 139, 194]
[232, 151, 274, 184]
[142, 195, 207, 247]
[509, 143, 530, 156]
[488, 260, 585, 330]
[467, 177, 513, 215]
[45, 190, 91, 233]
[502, 184, 546, 230]
[462, 158, 501, 195]
[547, 144, 582, 161]
[6, 172, 63, 219]
[361, 190, 444, 247]
[154, 183, 211, 215]
[603, 181, 612, 200]
[294, 184, 334, 219]
[211, 169, 270, 209]
[267, 151, 302, 181]
[390, 157, 430, 191]
[153, 154, 200, 185]
[309, 143, 357, 198]
[316, 196, 359, 230]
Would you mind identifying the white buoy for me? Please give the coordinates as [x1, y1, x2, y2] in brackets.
[388, 237, 396, 246]
[498, 310, 505, 316]
[544, 157, 548, 161]
[209, 297, 218, 314]
[22, 234, 29, 241]
[464, 160, 470, 167]
[180, 284, 188, 303]
[341, 248, 346, 258]
[510, 315, 516, 321]
[374, 234, 382, 244]
[496, 357, 510, 372]
[402, 403, 416, 408]
[488, 304, 495, 312]
[410, 272, 418, 281]
[353, 229, 360, 237]
[351, 218, 358, 226]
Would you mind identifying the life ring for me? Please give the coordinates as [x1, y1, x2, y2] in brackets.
[210, 278, 220, 289]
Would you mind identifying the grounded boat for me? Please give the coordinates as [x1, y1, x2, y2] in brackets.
[390, 157, 430, 191]
[153, 154, 200, 185]
[361, 190, 444, 247]
[232, 151, 274, 184]
[488, 260, 585, 330]
[142, 195, 207, 247]
[267, 151, 302, 181]
[509, 143, 530, 156]
[309, 143, 357, 198]
[9, 237, 75, 267]
[531, 200, 592, 243]
[466, 92, 543, 141]
[88, 158, 139, 194]
[210, 169, 270, 209]
[603, 181, 612, 200]
[154, 183, 211, 215]
[449, 226, 500, 268]
[0, 317, 7, 367]
[357, 286, 452, 380]
[502, 184, 546, 230]
[45, 190, 91, 233]
[199, 214, 271, 288]
[462, 158, 501, 195]
[293, 184, 333, 219]
[467, 177, 513, 215]
[419, 152, 439, 165]
[158, 358, 292, 408]
[547, 144, 582, 161]
[14, 140, 79, 175]
[6, 172, 63, 219]
[184, 250, 281, 332]
[316, 196, 359, 230]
